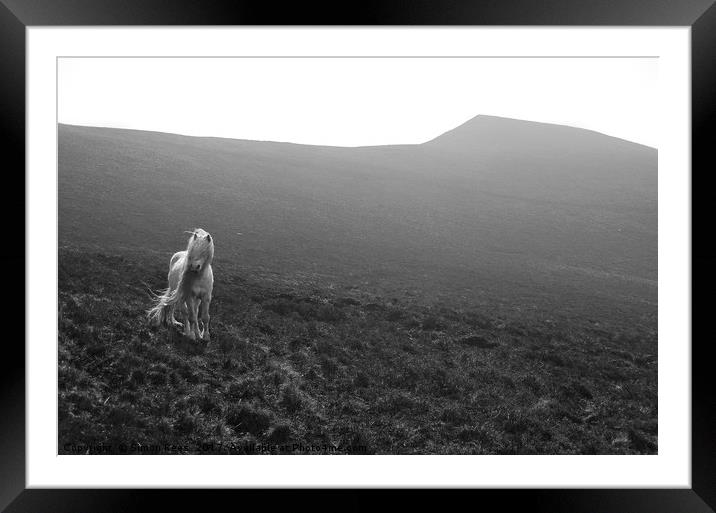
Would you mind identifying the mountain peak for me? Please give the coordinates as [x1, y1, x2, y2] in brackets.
[425, 114, 655, 151]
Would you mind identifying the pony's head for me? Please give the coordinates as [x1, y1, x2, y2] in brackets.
[185, 228, 214, 273]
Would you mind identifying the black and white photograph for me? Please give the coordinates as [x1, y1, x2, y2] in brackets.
[57, 56, 658, 456]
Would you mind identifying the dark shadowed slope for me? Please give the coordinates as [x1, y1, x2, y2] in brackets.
[58, 247, 658, 455]
[58, 116, 657, 323]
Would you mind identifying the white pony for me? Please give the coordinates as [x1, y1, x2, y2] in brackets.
[147, 228, 214, 341]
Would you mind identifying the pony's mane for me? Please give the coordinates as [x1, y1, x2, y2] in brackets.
[176, 228, 214, 294]
[185, 228, 214, 261]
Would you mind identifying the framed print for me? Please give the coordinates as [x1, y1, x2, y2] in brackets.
[4, 0, 716, 511]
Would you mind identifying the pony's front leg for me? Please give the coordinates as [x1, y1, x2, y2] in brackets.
[188, 296, 202, 341]
[199, 297, 211, 342]
[183, 298, 196, 340]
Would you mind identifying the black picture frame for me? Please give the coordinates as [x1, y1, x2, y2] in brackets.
[4, 1, 714, 511]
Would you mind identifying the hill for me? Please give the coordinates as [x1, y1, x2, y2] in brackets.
[58, 116, 657, 325]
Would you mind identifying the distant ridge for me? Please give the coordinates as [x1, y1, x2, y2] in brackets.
[59, 114, 655, 150]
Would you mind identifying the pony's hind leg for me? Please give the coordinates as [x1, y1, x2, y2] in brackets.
[199, 297, 211, 342]
[168, 304, 183, 329]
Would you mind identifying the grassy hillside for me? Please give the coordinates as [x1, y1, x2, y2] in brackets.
[59, 246, 656, 454]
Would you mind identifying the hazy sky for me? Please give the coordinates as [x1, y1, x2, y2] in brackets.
[59, 57, 658, 148]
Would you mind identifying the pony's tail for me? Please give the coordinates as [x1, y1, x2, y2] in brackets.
[146, 284, 183, 328]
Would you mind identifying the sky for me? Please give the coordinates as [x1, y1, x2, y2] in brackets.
[58, 57, 658, 148]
